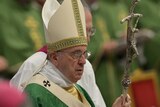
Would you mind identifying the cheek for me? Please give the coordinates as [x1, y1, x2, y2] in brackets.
[57, 58, 76, 74]
[64, 61, 77, 72]
[63, 61, 78, 78]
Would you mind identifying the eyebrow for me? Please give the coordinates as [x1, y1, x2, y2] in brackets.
[71, 50, 87, 53]
[63, 47, 87, 53]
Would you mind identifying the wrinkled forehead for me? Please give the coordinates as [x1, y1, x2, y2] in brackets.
[61, 45, 87, 52]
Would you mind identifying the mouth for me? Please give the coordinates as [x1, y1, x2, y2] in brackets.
[76, 68, 83, 72]
[75, 68, 84, 75]
[73, 68, 84, 82]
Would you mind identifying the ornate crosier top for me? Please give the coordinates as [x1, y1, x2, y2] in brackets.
[120, 0, 143, 95]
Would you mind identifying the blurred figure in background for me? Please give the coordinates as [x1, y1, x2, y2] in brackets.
[0, 80, 32, 107]
[87, 0, 159, 106]
[135, 0, 160, 73]
[86, 0, 133, 106]
[0, 0, 45, 78]
[0, 56, 9, 79]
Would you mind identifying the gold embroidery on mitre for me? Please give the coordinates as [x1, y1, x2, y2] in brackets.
[71, 0, 84, 37]
[48, 37, 87, 53]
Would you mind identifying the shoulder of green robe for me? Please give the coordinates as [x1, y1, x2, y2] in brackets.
[24, 74, 95, 107]
[25, 83, 68, 107]
[75, 84, 95, 107]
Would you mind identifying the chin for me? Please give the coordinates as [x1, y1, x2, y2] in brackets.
[74, 76, 82, 83]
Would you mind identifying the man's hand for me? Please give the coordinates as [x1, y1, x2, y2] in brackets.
[112, 94, 131, 107]
[103, 40, 118, 55]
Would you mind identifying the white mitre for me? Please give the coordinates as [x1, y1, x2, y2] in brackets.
[42, 0, 87, 53]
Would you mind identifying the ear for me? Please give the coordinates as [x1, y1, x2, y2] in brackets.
[48, 52, 59, 66]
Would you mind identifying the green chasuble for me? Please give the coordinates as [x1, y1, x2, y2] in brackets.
[24, 74, 95, 107]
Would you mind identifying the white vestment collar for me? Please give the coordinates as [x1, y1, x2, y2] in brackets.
[41, 60, 73, 88]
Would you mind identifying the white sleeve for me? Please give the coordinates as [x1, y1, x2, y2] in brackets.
[77, 60, 106, 107]
[10, 52, 47, 91]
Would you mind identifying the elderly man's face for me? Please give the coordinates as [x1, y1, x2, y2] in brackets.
[51, 45, 87, 83]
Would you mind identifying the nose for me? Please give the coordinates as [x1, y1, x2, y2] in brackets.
[78, 55, 86, 65]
